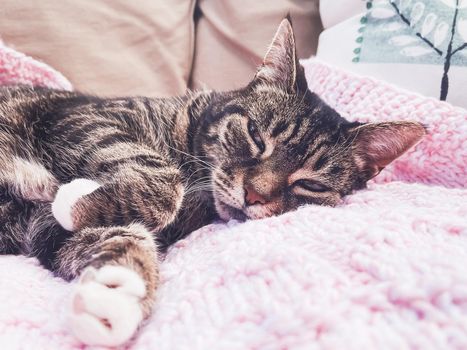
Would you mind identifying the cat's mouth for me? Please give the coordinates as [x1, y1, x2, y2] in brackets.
[215, 198, 280, 222]
[212, 178, 277, 221]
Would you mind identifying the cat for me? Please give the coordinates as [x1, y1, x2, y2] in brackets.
[0, 18, 425, 346]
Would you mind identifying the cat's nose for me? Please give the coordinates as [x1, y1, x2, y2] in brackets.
[244, 185, 267, 206]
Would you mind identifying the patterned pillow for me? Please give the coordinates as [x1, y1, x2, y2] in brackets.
[317, 0, 467, 108]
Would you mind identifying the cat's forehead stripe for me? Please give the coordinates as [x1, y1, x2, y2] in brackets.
[271, 121, 288, 137]
[283, 116, 306, 144]
[221, 104, 246, 117]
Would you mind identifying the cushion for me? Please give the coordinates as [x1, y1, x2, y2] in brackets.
[190, 0, 323, 91]
[0, 0, 194, 97]
[317, 0, 467, 109]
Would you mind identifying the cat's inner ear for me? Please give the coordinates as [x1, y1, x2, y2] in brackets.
[348, 121, 426, 179]
[255, 17, 307, 92]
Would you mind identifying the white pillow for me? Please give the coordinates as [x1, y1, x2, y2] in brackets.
[317, 0, 467, 108]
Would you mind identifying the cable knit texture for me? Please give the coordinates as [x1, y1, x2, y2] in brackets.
[0, 48, 466, 349]
[0, 39, 72, 90]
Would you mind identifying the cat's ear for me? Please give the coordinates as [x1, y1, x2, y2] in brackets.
[254, 16, 308, 93]
[347, 121, 426, 180]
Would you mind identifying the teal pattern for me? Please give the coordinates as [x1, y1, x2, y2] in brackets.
[358, 0, 467, 100]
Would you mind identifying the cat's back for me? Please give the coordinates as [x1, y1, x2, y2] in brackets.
[0, 86, 189, 167]
[0, 85, 77, 106]
[0, 86, 97, 125]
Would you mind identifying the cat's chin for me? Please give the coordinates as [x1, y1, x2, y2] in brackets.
[215, 199, 248, 222]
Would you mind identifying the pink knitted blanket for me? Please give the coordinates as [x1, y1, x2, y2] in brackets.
[0, 45, 466, 349]
[0, 40, 71, 91]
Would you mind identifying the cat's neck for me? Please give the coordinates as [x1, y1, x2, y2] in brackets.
[145, 90, 215, 188]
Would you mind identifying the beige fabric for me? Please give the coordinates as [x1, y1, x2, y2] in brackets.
[0, 1, 322, 96]
[0, 0, 195, 97]
[190, 0, 322, 91]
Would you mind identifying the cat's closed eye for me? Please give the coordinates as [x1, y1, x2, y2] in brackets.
[293, 179, 330, 193]
[247, 120, 265, 153]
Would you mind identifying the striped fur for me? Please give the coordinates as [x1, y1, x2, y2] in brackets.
[0, 18, 425, 345]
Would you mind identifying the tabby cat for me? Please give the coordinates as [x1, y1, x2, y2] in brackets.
[0, 18, 425, 346]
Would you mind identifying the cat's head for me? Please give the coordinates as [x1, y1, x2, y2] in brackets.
[197, 18, 426, 221]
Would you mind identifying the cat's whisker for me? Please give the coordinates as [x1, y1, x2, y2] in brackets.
[148, 112, 216, 172]
[184, 188, 213, 196]
[183, 171, 212, 190]
[179, 159, 215, 173]
[183, 178, 214, 195]
[185, 182, 213, 191]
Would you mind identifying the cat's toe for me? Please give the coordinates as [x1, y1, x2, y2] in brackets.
[51, 178, 100, 231]
[70, 265, 145, 346]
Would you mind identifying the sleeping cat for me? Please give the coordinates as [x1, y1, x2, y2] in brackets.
[0, 18, 425, 346]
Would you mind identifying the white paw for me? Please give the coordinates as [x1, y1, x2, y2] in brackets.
[51, 178, 100, 231]
[70, 265, 146, 347]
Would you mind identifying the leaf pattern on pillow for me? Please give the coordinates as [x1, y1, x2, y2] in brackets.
[356, 0, 467, 100]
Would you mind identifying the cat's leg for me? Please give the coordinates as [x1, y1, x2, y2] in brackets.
[54, 223, 158, 346]
[0, 127, 58, 203]
[51, 149, 184, 233]
[0, 199, 23, 254]
[0, 153, 59, 255]
[49, 148, 183, 345]
[0, 157, 58, 202]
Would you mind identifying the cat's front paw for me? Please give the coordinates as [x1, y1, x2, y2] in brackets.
[51, 178, 100, 231]
[70, 265, 146, 346]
